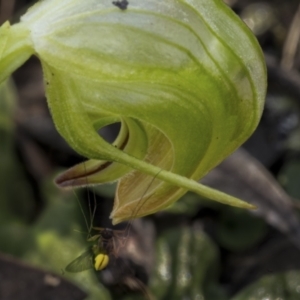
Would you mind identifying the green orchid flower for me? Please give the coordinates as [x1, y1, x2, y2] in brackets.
[0, 0, 266, 224]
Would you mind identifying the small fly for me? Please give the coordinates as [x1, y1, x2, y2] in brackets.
[65, 165, 161, 300]
[65, 227, 125, 272]
[65, 169, 161, 274]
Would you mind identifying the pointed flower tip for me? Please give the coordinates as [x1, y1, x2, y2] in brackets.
[235, 202, 256, 210]
[54, 174, 73, 189]
[54, 163, 91, 189]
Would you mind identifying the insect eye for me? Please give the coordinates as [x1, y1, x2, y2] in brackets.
[94, 253, 109, 271]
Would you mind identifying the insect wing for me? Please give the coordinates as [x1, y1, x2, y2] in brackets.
[65, 249, 94, 273]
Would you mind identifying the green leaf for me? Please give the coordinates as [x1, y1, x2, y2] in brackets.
[232, 271, 300, 300]
[216, 208, 268, 252]
[151, 225, 223, 300]
[0, 80, 36, 224]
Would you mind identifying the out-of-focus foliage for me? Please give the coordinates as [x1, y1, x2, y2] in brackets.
[232, 271, 300, 300]
[151, 226, 223, 300]
[215, 208, 267, 252]
[279, 159, 300, 199]
[0, 80, 35, 225]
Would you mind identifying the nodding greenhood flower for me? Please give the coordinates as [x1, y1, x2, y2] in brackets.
[0, 0, 266, 224]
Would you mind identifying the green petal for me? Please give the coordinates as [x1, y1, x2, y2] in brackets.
[0, 22, 33, 84]
[55, 118, 148, 188]
[42, 61, 256, 223]
[2, 0, 266, 223]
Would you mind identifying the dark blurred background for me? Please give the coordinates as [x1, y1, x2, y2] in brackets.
[1, 0, 300, 299]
